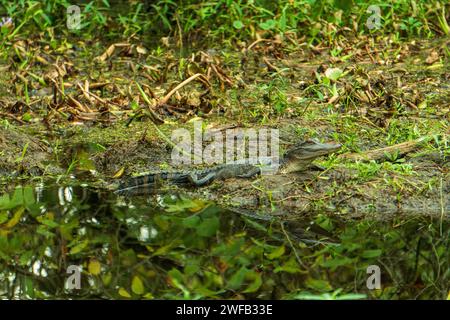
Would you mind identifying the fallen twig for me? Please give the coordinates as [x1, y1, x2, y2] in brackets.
[338, 137, 429, 161]
[262, 57, 282, 73]
[159, 73, 209, 106]
[246, 39, 273, 52]
[0, 112, 26, 124]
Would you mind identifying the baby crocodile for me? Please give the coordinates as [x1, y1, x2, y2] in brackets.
[115, 139, 341, 195]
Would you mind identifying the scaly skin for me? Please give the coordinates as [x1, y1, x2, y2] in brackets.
[115, 172, 190, 195]
[115, 139, 341, 195]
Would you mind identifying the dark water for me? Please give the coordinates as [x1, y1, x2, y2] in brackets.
[0, 184, 448, 299]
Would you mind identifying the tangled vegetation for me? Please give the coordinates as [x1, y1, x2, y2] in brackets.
[0, 0, 448, 300]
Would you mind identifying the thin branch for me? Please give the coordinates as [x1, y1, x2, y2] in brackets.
[159, 73, 209, 106]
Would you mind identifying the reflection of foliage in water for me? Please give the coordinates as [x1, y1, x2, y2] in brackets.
[0, 185, 448, 299]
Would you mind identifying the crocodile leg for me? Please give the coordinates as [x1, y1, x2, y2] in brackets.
[168, 172, 191, 185]
[309, 163, 326, 171]
[188, 171, 217, 186]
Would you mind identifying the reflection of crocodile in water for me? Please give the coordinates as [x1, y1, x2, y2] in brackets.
[115, 139, 341, 196]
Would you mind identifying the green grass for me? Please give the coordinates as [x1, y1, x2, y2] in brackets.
[1, 0, 448, 47]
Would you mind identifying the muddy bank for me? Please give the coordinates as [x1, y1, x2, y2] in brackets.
[181, 164, 449, 217]
[0, 122, 447, 218]
[0, 126, 54, 177]
[0, 32, 448, 218]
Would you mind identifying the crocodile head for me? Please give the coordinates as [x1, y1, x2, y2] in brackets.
[281, 139, 341, 173]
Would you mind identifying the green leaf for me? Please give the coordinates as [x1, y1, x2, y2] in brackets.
[259, 19, 277, 30]
[19, 250, 34, 266]
[168, 269, 183, 282]
[0, 194, 11, 210]
[69, 240, 89, 255]
[23, 186, 35, 206]
[0, 211, 8, 224]
[321, 257, 354, 269]
[184, 261, 200, 276]
[118, 287, 131, 298]
[143, 292, 154, 299]
[279, 6, 287, 32]
[36, 225, 55, 238]
[274, 257, 302, 273]
[4, 207, 24, 228]
[182, 215, 200, 228]
[153, 243, 175, 256]
[266, 245, 285, 260]
[102, 272, 112, 286]
[11, 188, 24, 207]
[88, 260, 101, 275]
[164, 197, 203, 213]
[306, 278, 333, 291]
[22, 113, 32, 122]
[315, 214, 334, 232]
[243, 271, 262, 293]
[38, 218, 59, 228]
[233, 20, 244, 29]
[196, 217, 219, 237]
[293, 292, 329, 300]
[324, 67, 343, 81]
[75, 150, 96, 171]
[24, 277, 35, 299]
[334, 0, 353, 11]
[335, 293, 367, 300]
[228, 267, 248, 289]
[130, 101, 139, 110]
[361, 249, 382, 258]
[168, 269, 189, 296]
[131, 275, 145, 295]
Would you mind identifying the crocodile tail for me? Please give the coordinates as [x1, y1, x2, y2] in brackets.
[115, 174, 156, 196]
[115, 172, 190, 196]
